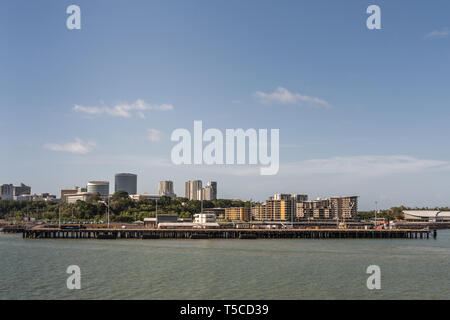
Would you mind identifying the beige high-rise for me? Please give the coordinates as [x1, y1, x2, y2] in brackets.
[185, 180, 202, 200]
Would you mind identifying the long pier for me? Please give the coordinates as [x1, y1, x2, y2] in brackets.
[21, 228, 433, 240]
[2, 225, 26, 233]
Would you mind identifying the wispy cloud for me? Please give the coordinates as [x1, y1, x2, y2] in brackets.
[147, 129, 162, 142]
[68, 154, 174, 168]
[73, 99, 173, 118]
[254, 87, 331, 108]
[44, 138, 96, 155]
[282, 155, 449, 176]
[223, 155, 450, 177]
[425, 27, 449, 39]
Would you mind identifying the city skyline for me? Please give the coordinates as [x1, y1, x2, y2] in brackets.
[2, 1, 450, 210]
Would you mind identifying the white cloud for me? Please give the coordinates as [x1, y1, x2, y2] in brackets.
[222, 155, 450, 177]
[147, 129, 162, 142]
[73, 99, 173, 118]
[425, 27, 449, 39]
[282, 155, 449, 177]
[254, 87, 331, 108]
[44, 138, 96, 155]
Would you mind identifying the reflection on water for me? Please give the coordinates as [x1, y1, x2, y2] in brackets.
[0, 230, 449, 300]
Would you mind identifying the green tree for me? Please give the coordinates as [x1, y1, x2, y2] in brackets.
[111, 191, 129, 201]
[86, 192, 101, 204]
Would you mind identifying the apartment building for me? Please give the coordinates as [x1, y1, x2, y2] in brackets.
[252, 205, 268, 221]
[296, 198, 332, 219]
[296, 196, 358, 220]
[225, 207, 251, 221]
[330, 196, 358, 220]
[253, 194, 307, 221]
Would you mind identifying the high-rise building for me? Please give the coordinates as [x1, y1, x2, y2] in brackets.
[185, 180, 202, 200]
[296, 198, 332, 219]
[200, 187, 211, 200]
[158, 180, 176, 198]
[14, 183, 31, 197]
[252, 205, 267, 221]
[192, 181, 218, 201]
[254, 193, 308, 221]
[205, 181, 217, 200]
[270, 194, 307, 202]
[290, 194, 308, 202]
[330, 196, 358, 220]
[296, 196, 358, 220]
[114, 173, 137, 195]
[1, 183, 31, 200]
[87, 181, 110, 196]
[197, 188, 204, 201]
[191, 180, 202, 200]
[0, 184, 14, 200]
[253, 199, 293, 221]
[185, 182, 189, 200]
[266, 199, 296, 221]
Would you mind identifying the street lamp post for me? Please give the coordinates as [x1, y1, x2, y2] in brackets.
[107, 195, 110, 228]
[291, 199, 294, 225]
[375, 201, 378, 229]
[336, 201, 339, 228]
[250, 199, 252, 226]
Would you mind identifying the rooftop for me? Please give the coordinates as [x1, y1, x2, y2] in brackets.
[402, 210, 450, 218]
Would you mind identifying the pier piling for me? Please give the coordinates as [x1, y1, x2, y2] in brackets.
[19, 228, 431, 240]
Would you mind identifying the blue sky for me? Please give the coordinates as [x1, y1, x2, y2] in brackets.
[1, 0, 450, 209]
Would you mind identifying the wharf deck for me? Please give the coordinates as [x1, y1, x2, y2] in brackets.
[21, 228, 434, 240]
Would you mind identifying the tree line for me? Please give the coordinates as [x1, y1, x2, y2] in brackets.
[0, 191, 252, 222]
[357, 206, 450, 221]
[1, 192, 448, 223]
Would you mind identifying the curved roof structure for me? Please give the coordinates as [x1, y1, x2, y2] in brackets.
[403, 210, 450, 219]
[403, 210, 438, 218]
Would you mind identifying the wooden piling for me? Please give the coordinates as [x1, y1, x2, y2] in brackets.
[19, 228, 432, 240]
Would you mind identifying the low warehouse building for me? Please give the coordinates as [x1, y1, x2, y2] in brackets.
[403, 210, 450, 222]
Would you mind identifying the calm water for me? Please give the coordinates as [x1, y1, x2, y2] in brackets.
[0, 230, 449, 300]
